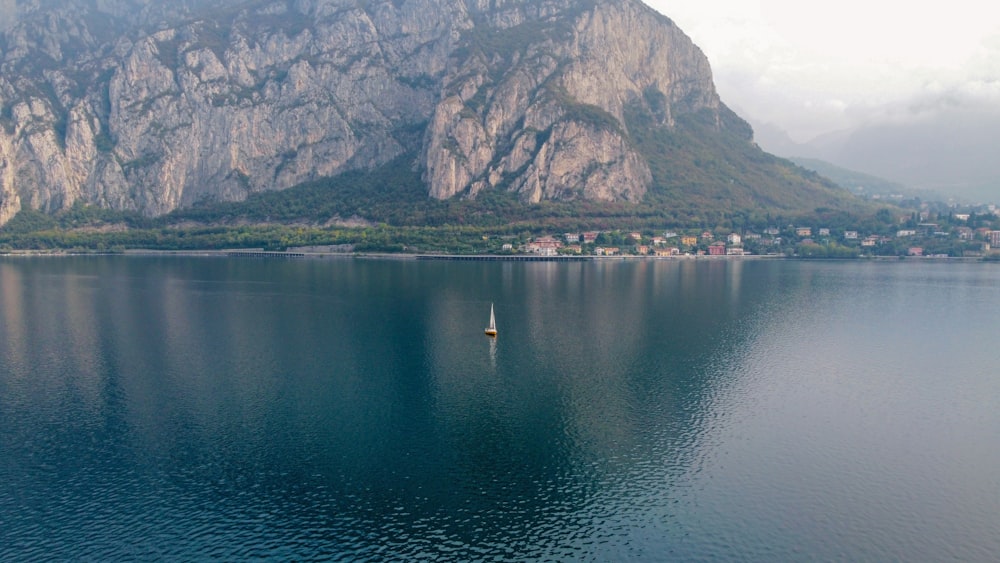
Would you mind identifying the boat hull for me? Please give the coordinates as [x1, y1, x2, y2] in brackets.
[484, 329, 497, 336]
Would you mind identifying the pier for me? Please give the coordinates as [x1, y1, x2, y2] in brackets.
[225, 251, 306, 259]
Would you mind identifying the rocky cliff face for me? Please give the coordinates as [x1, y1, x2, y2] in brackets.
[0, 0, 730, 225]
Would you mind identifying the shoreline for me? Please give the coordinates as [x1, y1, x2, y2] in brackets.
[0, 249, 992, 263]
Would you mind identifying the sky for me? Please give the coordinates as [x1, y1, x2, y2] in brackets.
[645, 0, 1000, 143]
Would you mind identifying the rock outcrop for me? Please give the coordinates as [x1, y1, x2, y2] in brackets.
[0, 0, 737, 225]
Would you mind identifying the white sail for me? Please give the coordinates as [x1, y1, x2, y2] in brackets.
[485, 303, 497, 335]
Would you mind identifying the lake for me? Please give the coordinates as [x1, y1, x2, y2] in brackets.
[1, 256, 999, 560]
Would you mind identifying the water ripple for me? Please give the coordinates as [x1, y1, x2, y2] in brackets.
[3, 258, 1000, 560]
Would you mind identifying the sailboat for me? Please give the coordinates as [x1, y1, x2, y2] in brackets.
[484, 303, 497, 336]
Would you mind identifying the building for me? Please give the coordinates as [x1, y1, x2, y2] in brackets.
[565, 233, 581, 244]
[708, 243, 726, 255]
[796, 227, 812, 237]
[628, 232, 642, 242]
[727, 233, 742, 245]
[650, 236, 667, 246]
[897, 230, 917, 237]
[990, 231, 1000, 247]
[701, 231, 714, 240]
[681, 236, 698, 247]
[844, 231, 859, 240]
[818, 228, 831, 237]
[956, 227, 974, 240]
[582, 232, 599, 243]
[727, 247, 746, 256]
[908, 247, 924, 257]
[527, 236, 562, 255]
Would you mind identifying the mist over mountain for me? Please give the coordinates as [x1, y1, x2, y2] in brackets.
[0, 0, 855, 227]
[786, 157, 944, 202]
[754, 105, 1000, 204]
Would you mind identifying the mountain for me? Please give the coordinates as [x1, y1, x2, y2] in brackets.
[824, 112, 1000, 204]
[756, 111, 1000, 204]
[0, 0, 856, 227]
[788, 157, 941, 201]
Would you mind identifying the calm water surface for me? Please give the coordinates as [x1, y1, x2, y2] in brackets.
[1, 257, 998, 560]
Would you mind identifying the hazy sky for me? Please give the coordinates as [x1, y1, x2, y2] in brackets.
[646, 0, 1000, 142]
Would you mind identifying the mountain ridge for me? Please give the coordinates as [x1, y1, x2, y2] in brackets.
[0, 0, 859, 228]
[753, 111, 1000, 204]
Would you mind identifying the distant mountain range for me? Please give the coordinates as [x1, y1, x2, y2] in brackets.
[754, 110, 1000, 204]
[0, 0, 860, 228]
[786, 157, 941, 202]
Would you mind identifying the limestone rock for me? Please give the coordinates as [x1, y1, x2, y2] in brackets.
[0, 0, 734, 225]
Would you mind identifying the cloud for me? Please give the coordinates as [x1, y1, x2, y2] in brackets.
[646, 0, 1000, 140]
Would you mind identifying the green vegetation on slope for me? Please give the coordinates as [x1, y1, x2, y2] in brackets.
[0, 99, 894, 254]
[162, 154, 774, 232]
[625, 102, 868, 218]
[0, 120, 898, 254]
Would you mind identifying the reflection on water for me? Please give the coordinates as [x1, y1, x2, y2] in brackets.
[1, 257, 999, 560]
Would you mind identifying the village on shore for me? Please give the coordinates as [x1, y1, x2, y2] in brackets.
[516, 206, 1000, 259]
